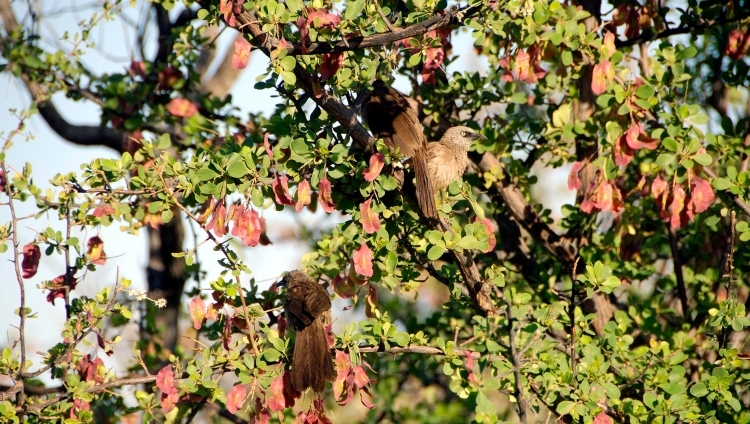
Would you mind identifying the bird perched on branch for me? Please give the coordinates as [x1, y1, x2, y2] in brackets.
[362, 80, 485, 217]
[278, 270, 336, 393]
[362, 80, 438, 219]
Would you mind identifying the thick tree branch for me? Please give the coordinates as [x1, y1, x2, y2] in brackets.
[288, 4, 483, 55]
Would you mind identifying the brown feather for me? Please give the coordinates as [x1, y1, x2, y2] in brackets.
[282, 270, 336, 393]
[362, 80, 437, 219]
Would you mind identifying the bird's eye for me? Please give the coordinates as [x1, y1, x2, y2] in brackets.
[461, 131, 467, 136]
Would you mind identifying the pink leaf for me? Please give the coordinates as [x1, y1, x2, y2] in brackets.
[602, 31, 617, 58]
[359, 388, 376, 409]
[319, 174, 336, 213]
[513, 49, 530, 83]
[263, 133, 274, 159]
[232, 37, 252, 69]
[189, 296, 206, 330]
[689, 175, 715, 214]
[156, 365, 175, 394]
[267, 375, 286, 412]
[161, 390, 179, 413]
[21, 243, 41, 279]
[592, 62, 608, 95]
[352, 366, 369, 389]
[295, 179, 311, 212]
[614, 132, 635, 166]
[231, 206, 262, 247]
[272, 174, 294, 206]
[568, 161, 584, 191]
[626, 122, 659, 150]
[92, 205, 116, 217]
[206, 199, 228, 237]
[360, 198, 380, 234]
[332, 274, 357, 299]
[226, 384, 247, 414]
[669, 185, 688, 229]
[353, 242, 373, 277]
[281, 370, 301, 407]
[363, 153, 385, 182]
[166, 98, 198, 118]
[594, 411, 613, 424]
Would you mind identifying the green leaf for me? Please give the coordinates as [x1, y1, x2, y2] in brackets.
[427, 245, 445, 261]
[556, 401, 576, 415]
[635, 84, 655, 99]
[693, 153, 712, 166]
[227, 160, 250, 178]
[561, 50, 573, 66]
[196, 168, 219, 181]
[712, 178, 732, 190]
[344, 0, 365, 20]
[690, 382, 708, 397]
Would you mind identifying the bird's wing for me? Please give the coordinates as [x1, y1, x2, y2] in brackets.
[302, 285, 332, 318]
[362, 82, 426, 157]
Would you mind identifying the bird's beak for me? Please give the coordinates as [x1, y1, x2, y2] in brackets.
[471, 133, 487, 141]
[276, 276, 288, 288]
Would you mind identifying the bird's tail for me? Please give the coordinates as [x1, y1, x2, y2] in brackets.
[290, 317, 336, 393]
[412, 149, 438, 219]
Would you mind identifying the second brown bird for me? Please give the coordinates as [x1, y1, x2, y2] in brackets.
[279, 270, 336, 393]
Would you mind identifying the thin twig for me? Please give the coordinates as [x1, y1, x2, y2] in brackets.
[504, 295, 527, 424]
[570, 257, 580, 387]
[668, 226, 690, 320]
[373, 0, 397, 33]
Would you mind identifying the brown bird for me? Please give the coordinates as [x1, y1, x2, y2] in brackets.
[279, 270, 336, 393]
[362, 80, 438, 219]
[426, 126, 485, 193]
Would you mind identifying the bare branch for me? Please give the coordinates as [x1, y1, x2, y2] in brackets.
[615, 9, 750, 48]
[200, 33, 248, 99]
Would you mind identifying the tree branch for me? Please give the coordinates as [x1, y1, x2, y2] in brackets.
[288, 4, 483, 55]
[357, 344, 480, 358]
[615, 9, 750, 49]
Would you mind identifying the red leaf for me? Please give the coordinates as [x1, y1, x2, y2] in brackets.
[614, 132, 635, 166]
[161, 390, 179, 413]
[332, 274, 357, 299]
[259, 216, 272, 246]
[689, 175, 715, 214]
[70, 399, 91, 420]
[156, 365, 175, 394]
[166, 98, 198, 118]
[359, 388, 376, 409]
[226, 384, 247, 414]
[352, 366, 369, 389]
[76, 354, 104, 384]
[231, 206, 262, 247]
[568, 161, 584, 191]
[86, 236, 107, 265]
[591, 61, 608, 95]
[497, 55, 514, 82]
[273, 174, 294, 206]
[297, 8, 341, 48]
[206, 199, 228, 237]
[651, 175, 668, 203]
[334, 350, 351, 373]
[263, 133, 274, 159]
[92, 204, 116, 218]
[594, 412, 613, 424]
[157, 66, 183, 90]
[363, 153, 385, 182]
[21, 243, 40, 279]
[232, 37, 252, 69]
[220, 0, 237, 27]
[513, 49, 530, 83]
[46, 274, 77, 305]
[726, 28, 750, 60]
[321, 52, 344, 80]
[360, 198, 380, 234]
[318, 174, 336, 213]
[129, 61, 146, 78]
[295, 179, 312, 212]
[669, 185, 688, 229]
[421, 43, 444, 84]
[189, 296, 206, 330]
[353, 242, 373, 277]
[602, 31, 616, 58]
[251, 398, 271, 424]
[267, 375, 287, 412]
[626, 122, 659, 150]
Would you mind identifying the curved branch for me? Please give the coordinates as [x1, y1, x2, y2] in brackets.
[615, 9, 750, 48]
[289, 4, 483, 56]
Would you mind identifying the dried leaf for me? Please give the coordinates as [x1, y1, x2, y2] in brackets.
[21, 243, 40, 279]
